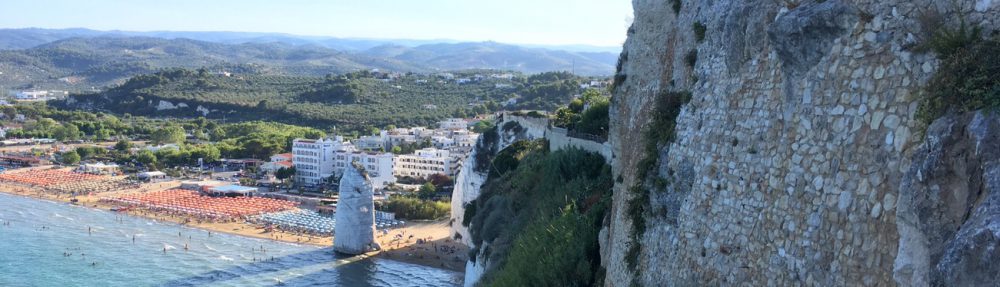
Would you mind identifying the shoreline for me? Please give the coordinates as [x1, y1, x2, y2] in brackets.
[0, 177, 467, 273]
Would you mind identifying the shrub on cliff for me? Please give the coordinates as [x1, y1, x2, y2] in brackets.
[550, 88, 610, 139]
[693, 21, 707, 43]
[917, 38, 999, 123]
[625, 90, 692, 274]
[466, 139, 612, 286]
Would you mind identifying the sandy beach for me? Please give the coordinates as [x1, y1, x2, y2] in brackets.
[0, 167, 467, 272]
[374, 221, 469, 272]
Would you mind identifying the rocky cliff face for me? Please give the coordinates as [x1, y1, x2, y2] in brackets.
[896, 111, 1000, 286]
[602, 0, 999, 286]
[334, 163, 377, 255]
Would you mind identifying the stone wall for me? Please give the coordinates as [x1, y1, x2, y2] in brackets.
[602, 0, 999, 286]
[502, 112, 613, 162]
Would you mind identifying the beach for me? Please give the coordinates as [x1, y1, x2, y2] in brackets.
[0, 166, 466, 273]
[0, 191, 463, 286]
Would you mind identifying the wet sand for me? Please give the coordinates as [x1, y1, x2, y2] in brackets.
[0, 169, 466, 272]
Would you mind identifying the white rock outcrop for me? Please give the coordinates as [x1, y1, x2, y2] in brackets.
[334, 162, 378, 255]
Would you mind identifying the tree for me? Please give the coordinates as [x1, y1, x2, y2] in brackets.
[114, 140, 132, 152]
[428, 173, 453, 188]
[209, 126, 227, 141]
[188, 145, 221, 164]
[275, 166, 296, 181]
[576, 98, 610, 138]
[568, 98, 585, 113]
[150, 125, 186, 145]
[391, 145, 402, 154]
[192, 129, 208, 141]
[136, 150, 158, 167]
[418, 182, 437, 200]
[52, 123, 81, 141]
[60, 151, 80, 165]
[93, 129, 111, 141]
[75, 146, 105, 159]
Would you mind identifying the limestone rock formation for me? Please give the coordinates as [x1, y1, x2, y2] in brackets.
[602, 0, 999, 286]
[896, 111, 1000, 286]
[334, 162, 378, 255]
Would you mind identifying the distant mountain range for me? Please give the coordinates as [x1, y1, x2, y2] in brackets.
[0, 28, 622, 53]
[0, 28, 617, 91]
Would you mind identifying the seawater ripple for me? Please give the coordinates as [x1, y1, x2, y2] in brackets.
[0, 192, 461, 287]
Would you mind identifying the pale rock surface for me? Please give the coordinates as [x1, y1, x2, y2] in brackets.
[602, 0, 1000, 286]
[334, 162, 378, 255]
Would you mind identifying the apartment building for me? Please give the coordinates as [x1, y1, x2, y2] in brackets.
[393, 147, 459, 178]
[293, 137, 395, 188]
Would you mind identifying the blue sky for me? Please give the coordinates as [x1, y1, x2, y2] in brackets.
[0, 0, 633, 47]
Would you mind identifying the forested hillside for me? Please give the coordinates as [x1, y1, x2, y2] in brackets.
[0, 34, 615, 92]
[56, 69, 595, 132]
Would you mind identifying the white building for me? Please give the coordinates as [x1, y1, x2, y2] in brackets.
[431, 136, 455, 149]
[334, 151, 395, 188]
[438, 118, 468, 130]
[355, 131, 388, 151]
[260, 153, 293, 174]
[15, 90, 47, 100]
[393, 147, 458, 178]
[292, 137, 395, 188]
[145, 144, 180, 152]
[292, 138, 341, 186]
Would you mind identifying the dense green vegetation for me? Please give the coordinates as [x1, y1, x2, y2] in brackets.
[55, 69, 593, 132]
[552, 88, 611, 139]
[473, 126, 501, 173]
[2, 102, 325, 167]
[915, 17, 997, 124]
[59, 150, 80, 164]
[625, 90, 691, 280]
[464, 139, 612, 286]
[380, 196, 451, 220]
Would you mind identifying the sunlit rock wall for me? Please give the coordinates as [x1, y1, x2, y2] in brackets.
[334, 163, 377, 255]
[602, 0, 999, 286]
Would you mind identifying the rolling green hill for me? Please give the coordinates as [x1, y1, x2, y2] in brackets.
[0, 37, 421, 91]
[0, 32, 615, 92]
[56, 69, 592, 132]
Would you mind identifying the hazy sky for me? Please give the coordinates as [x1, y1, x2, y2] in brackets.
[0, 0, 633, 47]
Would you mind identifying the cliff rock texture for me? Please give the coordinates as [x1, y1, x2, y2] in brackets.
[896, 111, 1000, 286]
[602, 0, 999, 286]
[334, 163, 377, 255]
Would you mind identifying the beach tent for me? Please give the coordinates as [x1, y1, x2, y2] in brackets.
[137, 171, 167, 181]
[205, 184, 259, 197]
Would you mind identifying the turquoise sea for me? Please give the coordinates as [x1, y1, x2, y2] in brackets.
[0, 192, 462, 287]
